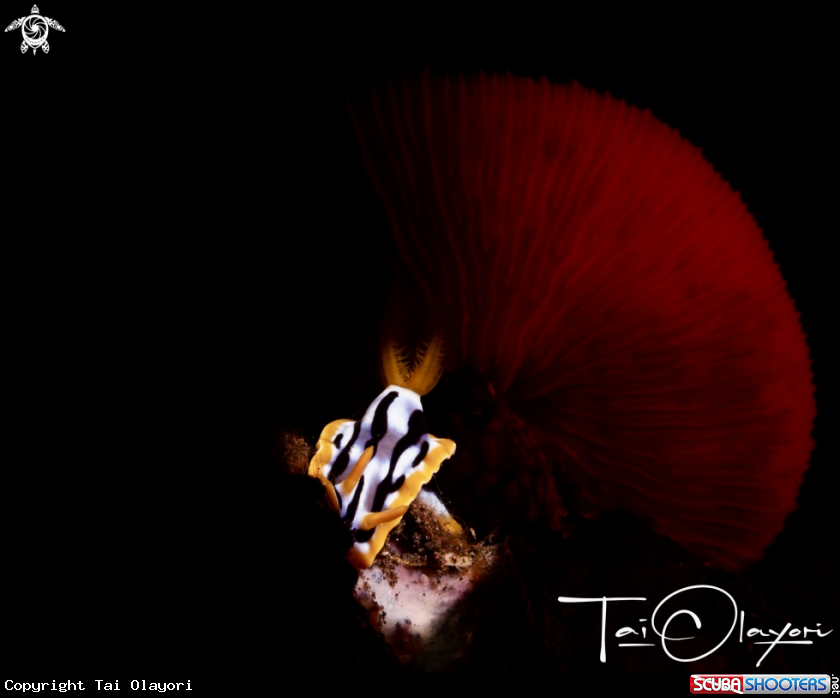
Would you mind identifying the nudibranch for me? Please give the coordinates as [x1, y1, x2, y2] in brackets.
[347, 71, 816, 570]
[309, 333, 456, 569]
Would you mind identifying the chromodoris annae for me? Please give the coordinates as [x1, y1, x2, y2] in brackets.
[309, 331, 457, 568]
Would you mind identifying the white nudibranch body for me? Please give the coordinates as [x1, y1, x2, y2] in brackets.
[309, 385, 456, 568]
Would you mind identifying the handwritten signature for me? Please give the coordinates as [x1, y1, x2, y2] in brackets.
[558, 584, 833, 666]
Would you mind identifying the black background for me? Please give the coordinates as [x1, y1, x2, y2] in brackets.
[3, 3, 835, 682]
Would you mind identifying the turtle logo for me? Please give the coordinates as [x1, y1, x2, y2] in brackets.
[4, 5, 64, 55]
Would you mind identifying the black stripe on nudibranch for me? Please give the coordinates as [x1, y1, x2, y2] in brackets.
[390, 411, 427, 472]
[334, 433, 344, 449]
[329, 420, 361, 482]
[343, 475, 364, 524]
[370, 410, 427, 514]
[366, 391, 399, 451]
[412, 441, 429, 468]
[355, 528, 375, 543]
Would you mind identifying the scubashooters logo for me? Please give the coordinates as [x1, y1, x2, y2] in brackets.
[689, 674, 833, 694]
[4, 5, 65, 54]
[557, 585, 833, 667]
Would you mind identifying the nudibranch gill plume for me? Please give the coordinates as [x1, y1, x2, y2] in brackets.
[309, 333, 456, 569]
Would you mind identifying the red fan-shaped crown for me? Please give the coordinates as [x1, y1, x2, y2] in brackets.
[349, 71, 815, 570]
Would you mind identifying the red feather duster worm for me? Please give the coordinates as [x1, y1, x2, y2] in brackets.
[348, 71, 815, 570]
